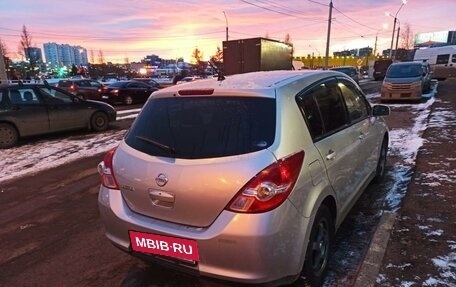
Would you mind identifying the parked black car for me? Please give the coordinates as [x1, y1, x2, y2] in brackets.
[131, 78, 163, 89]
[98, 81, 158, 105]
[0, 83, 117, 149]
[56, 79, 104, 100]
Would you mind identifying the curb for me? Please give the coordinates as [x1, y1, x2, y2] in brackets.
[353, 211, 396, 287]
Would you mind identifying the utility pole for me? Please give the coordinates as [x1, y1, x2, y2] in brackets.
[0, 43, 8, 83]
[373, 34, 378, 57]
[394, 25, 401, 60]
[223, 11, 229, 42]
[389, 17, 397, 59]
[324, 0, 333, 70]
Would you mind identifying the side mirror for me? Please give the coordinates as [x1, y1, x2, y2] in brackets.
[372, 105, 390, 117]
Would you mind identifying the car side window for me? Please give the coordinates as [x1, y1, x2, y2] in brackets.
[452, 54, 456, 63]
[312, 80, 348, 134]
[436, 54, 450, 65]
[20, 89, 40, 104]
[78, 81, 90, 87]
[8, 89, 24, 104]
[298, 79, 349, 140]
[337, 81, 369, 122]
[39, 87, 74, 104]
[89, 80, 102, 87]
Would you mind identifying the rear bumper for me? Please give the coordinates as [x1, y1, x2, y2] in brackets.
[98, 186, 310, 285]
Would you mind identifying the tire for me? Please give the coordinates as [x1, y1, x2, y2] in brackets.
[91, 112, 109, 132]
[302, 205, 334, 287]
[374, 137, 388, 182]
[0, 123, 19, 149]
[124, 96, 133, 105]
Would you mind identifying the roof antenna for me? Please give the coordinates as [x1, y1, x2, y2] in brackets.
[208, 61, 225, 81]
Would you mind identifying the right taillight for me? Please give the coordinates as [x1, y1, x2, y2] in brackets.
[226, 151, 304, 213]
[98, 147, 119, 190]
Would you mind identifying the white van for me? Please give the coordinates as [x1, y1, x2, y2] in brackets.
[413, 45, 456, 80]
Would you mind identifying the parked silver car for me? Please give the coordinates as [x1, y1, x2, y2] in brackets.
[97, 70, 390, 286]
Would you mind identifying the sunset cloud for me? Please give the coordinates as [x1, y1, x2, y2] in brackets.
[0, 0, 454, 63]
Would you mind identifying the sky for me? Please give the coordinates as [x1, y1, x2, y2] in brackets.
[0, 1, 455, 63]
[2, 88, 455, 286]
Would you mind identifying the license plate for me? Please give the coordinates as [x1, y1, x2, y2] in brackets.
[102, 95, 109, 99]
[129, 230, 199, 262]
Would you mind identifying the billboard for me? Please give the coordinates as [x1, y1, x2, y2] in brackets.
[415, 31, 449, 45]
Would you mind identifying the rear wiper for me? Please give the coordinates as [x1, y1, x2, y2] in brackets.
[136, 136, 176, 156]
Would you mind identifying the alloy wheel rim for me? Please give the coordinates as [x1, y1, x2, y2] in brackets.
[312, 219, 329, 273]
[0, 127, 13, 144]
[96, 117, 106, 128]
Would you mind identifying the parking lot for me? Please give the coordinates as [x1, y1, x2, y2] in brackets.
[0, 79, 451, 286]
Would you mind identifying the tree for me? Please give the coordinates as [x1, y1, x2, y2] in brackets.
[19, 25, 39, 77]
[284, 33, 291, 44]
[209, 46, 223, 63]
[90, 50, 95, 64]
[0, 38, 8, 56]
[191, 48, 203, 64]
[192, 48, 206, 76]
[400, 23, 414, 50]
[97, 50, 105, 64]
[0, 38, 9, 82]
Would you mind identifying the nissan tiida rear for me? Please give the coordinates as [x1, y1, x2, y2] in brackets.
[98, 70, 390, 286]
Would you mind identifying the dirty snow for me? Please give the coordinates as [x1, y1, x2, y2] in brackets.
[377, 88, 456, 287]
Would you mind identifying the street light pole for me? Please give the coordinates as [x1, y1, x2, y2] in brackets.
[223, 11, 228, 42]
[387, 0, 407, 59]
[389, 17, 397, 58]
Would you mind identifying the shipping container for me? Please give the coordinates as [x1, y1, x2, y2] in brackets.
[222, 38, 293, 75]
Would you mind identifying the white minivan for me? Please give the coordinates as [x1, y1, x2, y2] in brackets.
[413, 45, 456, 80]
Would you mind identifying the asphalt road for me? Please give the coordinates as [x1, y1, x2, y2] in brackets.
[0, 80, 410, 287]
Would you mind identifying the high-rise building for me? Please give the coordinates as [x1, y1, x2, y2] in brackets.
[43, 42, 88, 68]
[24, 47, 43, 63]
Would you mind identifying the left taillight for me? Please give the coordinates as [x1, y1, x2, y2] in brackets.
[98, 147, 119, 190]
[226, 151, 304, 213]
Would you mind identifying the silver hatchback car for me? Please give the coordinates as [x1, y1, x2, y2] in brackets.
[98, 70, 390, 286]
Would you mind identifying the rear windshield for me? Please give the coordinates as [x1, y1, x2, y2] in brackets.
[58, 81, 72, 87]
[386, 64, 421, 78]
[125, 97, 276, 159]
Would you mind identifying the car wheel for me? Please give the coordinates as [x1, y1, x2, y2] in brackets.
[374, 137, 388, 182]
[124, 96, 133, 105]
[302, 205, 334, 286]
[91, 112, 109, 132]
[0, 123, 19, 149]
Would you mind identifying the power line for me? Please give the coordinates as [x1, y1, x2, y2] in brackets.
[239, 0, 324, 22]
[307, 0, 328, 7]
[332, 6, 379, 31]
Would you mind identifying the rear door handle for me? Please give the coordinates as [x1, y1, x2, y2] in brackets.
[326, 149, 336, 161]
[359, 132, 366, 140]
